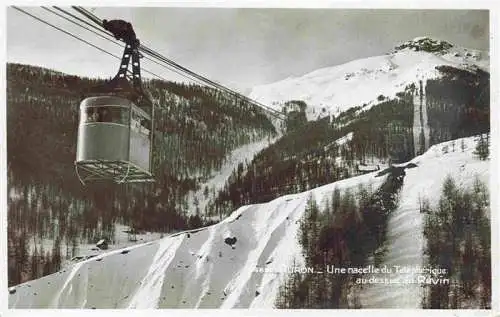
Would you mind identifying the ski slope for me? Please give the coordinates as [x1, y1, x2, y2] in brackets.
[8, 136, 489, 309]
[249, 37, 489, 120]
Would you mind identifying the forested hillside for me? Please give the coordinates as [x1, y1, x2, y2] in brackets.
[208, 65, 489, 218]
[426, 65, 489, 144]
[7, 63, 276, 286]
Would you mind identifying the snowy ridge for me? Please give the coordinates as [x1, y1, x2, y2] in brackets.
[9, 173, 386, 308]
[249, 38, 489, 120]
[8, 136, 489, 308]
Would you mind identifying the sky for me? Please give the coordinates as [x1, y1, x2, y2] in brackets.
[6, 6, 490, 94]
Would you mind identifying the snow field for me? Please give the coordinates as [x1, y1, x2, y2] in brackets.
[250, 45, 488, 120]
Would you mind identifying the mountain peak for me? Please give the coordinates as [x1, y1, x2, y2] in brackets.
[250, 37, 488, 120]
[393, 36, 453, 54]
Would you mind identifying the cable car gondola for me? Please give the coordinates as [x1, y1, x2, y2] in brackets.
[75, 19, 155, 185]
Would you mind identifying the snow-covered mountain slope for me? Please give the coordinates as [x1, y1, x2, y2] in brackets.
[8, 136, 489, 309]
[187, 135, 280, 216]
[8, 174, 387, 308]
[358, 135, 489, 308]
[249, 37, 489, 120]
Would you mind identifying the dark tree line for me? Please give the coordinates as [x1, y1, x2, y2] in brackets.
[421, 176, 490, 308]
[426, 66, 489, 146]
[275, 168, 405, 308]
[474, 134, 490, 160]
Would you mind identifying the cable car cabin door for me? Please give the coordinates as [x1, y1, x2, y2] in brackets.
[129, 105, 152, 172]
